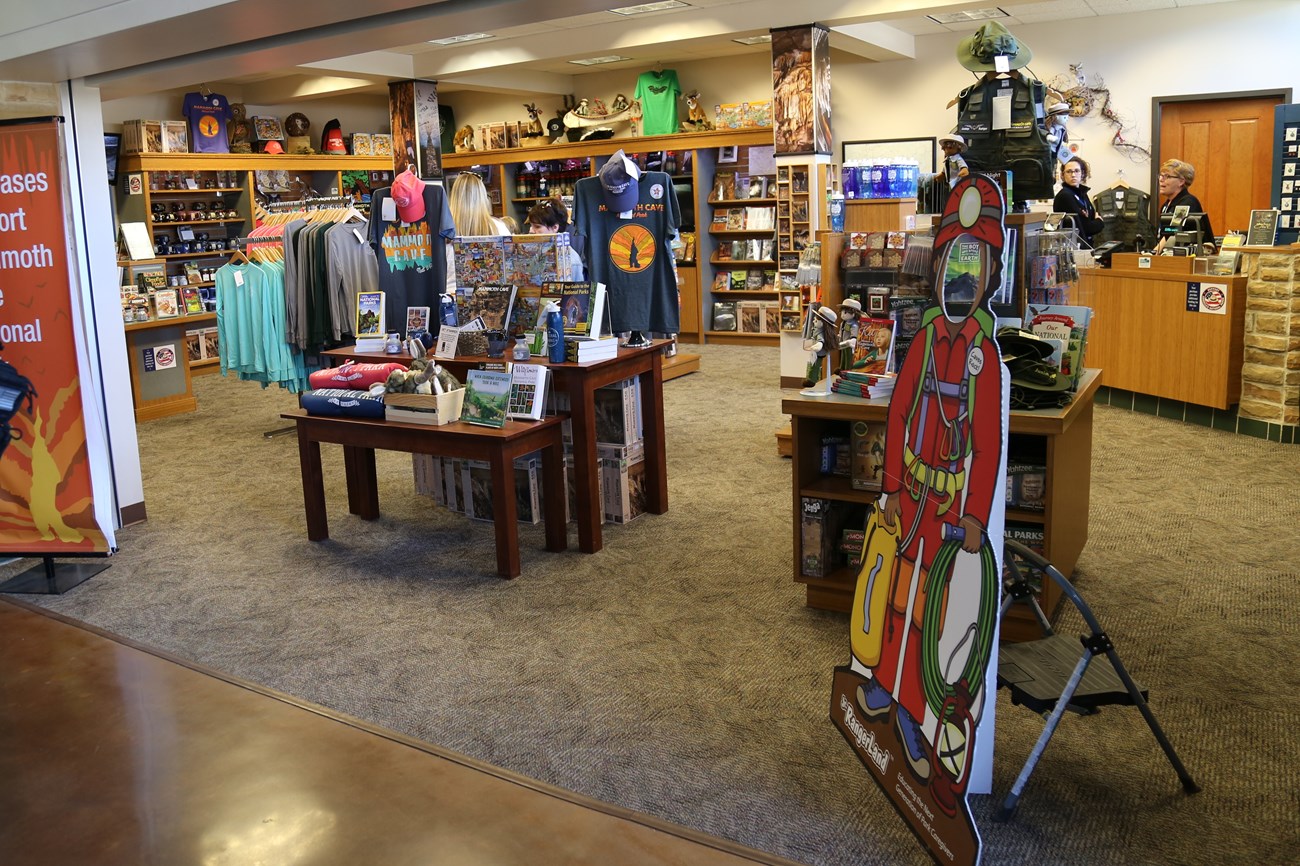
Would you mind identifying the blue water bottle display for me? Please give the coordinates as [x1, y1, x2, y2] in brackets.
[439, 294, 457, 326]
[545, 301, 565, 363]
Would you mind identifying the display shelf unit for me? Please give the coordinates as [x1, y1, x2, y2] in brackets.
[775, 163, 811, 282]
[782, 368, 1101, 642]
[1023, 222, 1081, 307]
[118, 152, 391, 295]
[704, 148, 776, 343]
[122, 311, 216, 333]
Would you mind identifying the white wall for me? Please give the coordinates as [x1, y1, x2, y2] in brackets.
[832, 0, 1299, 195]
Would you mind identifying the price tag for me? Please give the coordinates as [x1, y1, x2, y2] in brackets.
[233, 270, 244, 286]
[353, 227, 366, 244]
[994, 55, 1010, 73]
[185, 178, 199, 190]
[381, 198, 397, 222]
[992, 93, 1012, 130]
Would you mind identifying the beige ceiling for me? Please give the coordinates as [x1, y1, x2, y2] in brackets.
[0, 0, 1239, 102]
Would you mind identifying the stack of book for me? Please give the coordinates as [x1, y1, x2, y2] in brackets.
[564, 335, 619, 363]
[832, 370, 896, 400]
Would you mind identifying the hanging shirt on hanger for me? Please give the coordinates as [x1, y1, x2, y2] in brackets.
[634, 69, 681, 136]
[182, 91, 233, 154]
[366, 183, 456, 335]
[573, 171, 681, 334]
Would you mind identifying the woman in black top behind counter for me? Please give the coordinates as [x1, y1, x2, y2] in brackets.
[1052, 157, 1105, 247]
[1157, 158, 1215, 251]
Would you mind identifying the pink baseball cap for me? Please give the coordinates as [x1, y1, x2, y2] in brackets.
[390, 170, 426, 222]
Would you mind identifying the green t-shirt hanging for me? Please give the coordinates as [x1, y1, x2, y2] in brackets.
[634, 69, 680, 136]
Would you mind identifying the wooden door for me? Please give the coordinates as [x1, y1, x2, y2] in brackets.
[1159, 95, 1281, 237]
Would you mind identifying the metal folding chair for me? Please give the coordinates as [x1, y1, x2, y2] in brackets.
[995, 540, 1201, 821]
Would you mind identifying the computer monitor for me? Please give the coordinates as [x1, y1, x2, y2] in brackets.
[1159, 212, 1206, 252]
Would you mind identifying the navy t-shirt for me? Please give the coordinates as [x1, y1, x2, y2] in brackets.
[573, 171, 680, 334]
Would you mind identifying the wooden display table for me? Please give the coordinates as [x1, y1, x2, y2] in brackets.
[280, 409, 567, 579]
[782, 369, 1101, 642]
[323, 339, 671, 555]
[1076, 265, 1246, 409]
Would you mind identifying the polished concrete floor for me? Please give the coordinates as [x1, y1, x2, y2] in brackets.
[0, 598, 803, 866]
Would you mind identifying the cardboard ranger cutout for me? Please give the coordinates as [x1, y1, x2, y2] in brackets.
[832, 174, 1010, 866]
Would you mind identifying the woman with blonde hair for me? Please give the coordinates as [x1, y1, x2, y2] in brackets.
[1156, 158, 1215, 251]
[449, 172, 510, 236]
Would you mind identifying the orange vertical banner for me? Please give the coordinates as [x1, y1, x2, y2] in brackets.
[0, 117, 110, 554]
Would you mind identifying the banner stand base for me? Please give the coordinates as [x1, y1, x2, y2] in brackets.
[0, 557, 109, 595]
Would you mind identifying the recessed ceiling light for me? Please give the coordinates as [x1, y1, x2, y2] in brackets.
[427, 32, 494, 45]
[569, 55, 633, 66]
[732, 35, 772, 45]
[926, 8, 1007, 25]
[610, 1, 689, 16]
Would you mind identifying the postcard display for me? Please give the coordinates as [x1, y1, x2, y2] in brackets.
[1271, 103, 1300, 246]
[831, 175, 1012, 866]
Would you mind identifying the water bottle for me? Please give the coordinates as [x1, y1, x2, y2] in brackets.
[545, 301, 565, 364]
[439, 294, 457, 326]
[870, 160, 889, 199]
[842, 162, 858, 199]
[828, 193, 845, 233]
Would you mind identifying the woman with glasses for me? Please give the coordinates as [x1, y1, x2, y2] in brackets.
[1052, 156, 1105, 247]
[1156, 159, 1215, 251]
[526, 196, 585, 280]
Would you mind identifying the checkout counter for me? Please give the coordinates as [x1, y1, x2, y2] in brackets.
[1075, 252, 1246, 410]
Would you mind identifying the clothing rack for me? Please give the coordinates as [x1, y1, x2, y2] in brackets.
[217, 233, 300, 438]
[262, 195, 352, 211]
[255, 197, 365, 228]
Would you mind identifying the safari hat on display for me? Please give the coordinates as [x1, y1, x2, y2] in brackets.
[390, 169, 426, 223]
[996, 326, 1074, 409]
[956, 22, 1032, 72]
[938, 133, 968, 152]
[598, 149, 642, 212]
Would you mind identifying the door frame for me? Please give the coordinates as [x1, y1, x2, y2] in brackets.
[1150, 88, 1292, 194]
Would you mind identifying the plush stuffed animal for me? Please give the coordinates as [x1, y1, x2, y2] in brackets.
[382, 360, 462, 396]
[523, 103, 544, 138]
[682, 90, 713, 131]
[454, 124, 476, 153]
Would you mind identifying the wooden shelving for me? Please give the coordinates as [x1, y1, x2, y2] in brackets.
[782, 370, 1102, 642]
